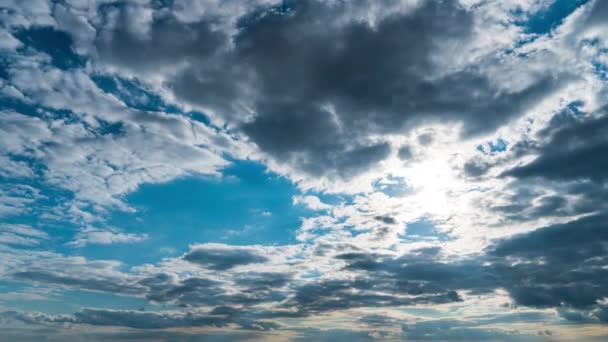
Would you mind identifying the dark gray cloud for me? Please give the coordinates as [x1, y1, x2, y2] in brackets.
[504, 109, 608, 183]
[183, 245, 268, 270]
[397, 145, 413, 160]
[489, 213, 608, 309]
[143, 276, 226, 306]
[12, 269, 143, 295]
[329, 212, 608, 311]
[488, 186, 574, 223]
[95, 3, 227, 72]
[418, 132, 434, 146]
[9, 211, 608, 324]
[490, 213, 608, 264]
[141, 271, 291, 308]
[0, 328, 260, 342]
[90, 0, 568, 178]
[3, 1, 607, 338]
[286, 277, 461, 315]
[232, 0, 563, 177]
[72, 309, 228, 329]
[4, 212, 608, 331]
[463, 159, 491, 178]
[473, 106, 608, 226]
[488, 213, 608, 308]
[373, 215, 397, 225]
[335, 251, 497, 296]
[10, 264, 290, 310]
[1, 308, 281, 331]
[585, 0, 608, 28]
[558, 305, 608, 324]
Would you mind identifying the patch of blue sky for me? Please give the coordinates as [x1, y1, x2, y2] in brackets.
[400, 306, 446, 318]
[594, 61, 608, 80]
[94, 160, 313, 265]
[92, 75, 221, 131]
[13, 26, 85, 70]
[313, 191, 351, 207]
[0, 90, 82, 125]
[2, 159, 317, 289]
[591, 51, 608, 80]
[516, 0, 591, 35]
[0, 156, 72, 208]
[301, 269, 322, 279]
[91, 75, 182, 114]
[476, 138, 508, 155]
[0, 56, 10, 79]
[567, 100, 586, 116]
[595, 63, 608, 80]
[9, 26, 216, 132]
[0, 282, 62, 314]
[0, 187, 78, 252]
[402, 218, 451, 242]
[96, 119, 126, 137]
[373, 175, 411, 197]
[0, 280, 30, 296]
[505, 35, 540, 54]
[579, 39, 608, 80]
[343, 223, 369, 238]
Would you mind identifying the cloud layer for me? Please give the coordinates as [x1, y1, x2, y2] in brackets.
[1, 0, 608, 341]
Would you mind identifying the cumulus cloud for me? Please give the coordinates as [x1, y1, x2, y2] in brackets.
[503, 107, 608, 183]
[2, 0, 608, 340]
[68, 226, 147, 247]
[183, 243, 269, 270]
[45, 0, 569, 184]
[293, 195, 331, 211]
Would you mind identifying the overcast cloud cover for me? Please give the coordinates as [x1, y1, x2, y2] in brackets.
[0, 0, 608, 341]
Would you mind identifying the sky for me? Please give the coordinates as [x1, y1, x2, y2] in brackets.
[0, 0, 607, 341]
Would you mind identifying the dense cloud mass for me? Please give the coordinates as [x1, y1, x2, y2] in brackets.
[1, 0, 608, 341]
[183, 244, 269, 270]
[86, 0, 574, 179]
[504, 107, 608, 182]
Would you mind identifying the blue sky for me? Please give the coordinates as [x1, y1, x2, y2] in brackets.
[1, 0, 608, 341]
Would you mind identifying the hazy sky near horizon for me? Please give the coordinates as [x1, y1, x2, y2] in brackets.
[1, 0, 608, 341]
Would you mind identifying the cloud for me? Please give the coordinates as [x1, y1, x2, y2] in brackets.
[397, 145, 414, 160]
[488, 213, 608, 308]
[293, 195, 331, 211]
[1, 308, 281, 331]
[72, 0, 571, 183]
[68, 227, 147, 247]
[183, 243, 269, 270]
[231, 0, 564, 178]
[334, 250, 496, 296]
[12, 268, 140, 296]
[325, 212, 608, 312]
[1, 0, 608, 340]
[401, 318, 539, 341]
[0, 224, 49, 247]
[373, 215, 397, 225]
[503, 107, 608, 183]
[558, 304, 608, 323]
